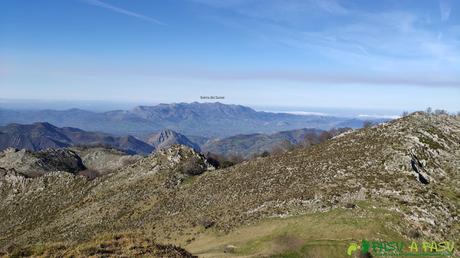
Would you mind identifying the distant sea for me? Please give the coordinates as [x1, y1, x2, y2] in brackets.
[253, 105, 403, 119]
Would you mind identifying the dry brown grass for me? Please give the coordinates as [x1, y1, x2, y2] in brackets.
[3, 233, 196, 258]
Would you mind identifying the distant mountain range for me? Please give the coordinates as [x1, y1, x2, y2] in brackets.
[201, 128, 321, 158]
[201, 127, 352, 158]
[0, 122, 154, 154]
[1, 112, 458, 257]
[0, 102, 385, 137]
[0, 122, 210, 155]
[0, 122, 353, 158]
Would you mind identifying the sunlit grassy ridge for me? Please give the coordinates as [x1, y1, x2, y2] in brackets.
[0, 113, 459, 257]
[188, 201, 406, 257]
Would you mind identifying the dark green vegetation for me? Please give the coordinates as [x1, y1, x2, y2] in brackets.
[0, 112, 458, 257]
[0, 102, 383, 137]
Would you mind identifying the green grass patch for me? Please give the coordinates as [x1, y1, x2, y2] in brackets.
[188, 201, 406, 257]
[418, 136, 443, 150]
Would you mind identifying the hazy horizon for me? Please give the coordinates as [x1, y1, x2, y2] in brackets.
[0, 98, 428, 119]
[1, 2, 459, 257]
[1, 0, 460, 111]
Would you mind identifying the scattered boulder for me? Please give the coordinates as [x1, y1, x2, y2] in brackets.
[153, 145, 215, 176]
[224, 245, 237, 253]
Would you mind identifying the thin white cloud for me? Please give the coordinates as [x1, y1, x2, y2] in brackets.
[358, 114, 401, 119]
[313, 0, 348, 15]
[440, 0, 451, 21]
[269, 110, 329, 116]
[192, 0, 348, 26]
[192, 0, 460, 79]
[26, 61, 460, 88]
[81, 0, 165, 25]
[168, 69, 460, 88]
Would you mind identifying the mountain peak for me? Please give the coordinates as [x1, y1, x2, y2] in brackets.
[0, 122, 154, 154]
[32, 121, 56, 127]
[0, 102, 382, 137]
[4, 121, 58, 131]
[146, 129, 200, 151]
[0, 113, 458, 257]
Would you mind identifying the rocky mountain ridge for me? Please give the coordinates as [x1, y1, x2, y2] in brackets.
[0, 112, 458, 257]
[0, 121, 354, 159]
[0, 122, 154, 154]
[0, 148, 85, 178]
[0, 102, 385, 137]
[201, 127, 350, 158]
[146, 129, 201, 152]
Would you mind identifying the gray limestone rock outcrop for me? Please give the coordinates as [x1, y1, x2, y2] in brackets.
[0, 148, 85, 177]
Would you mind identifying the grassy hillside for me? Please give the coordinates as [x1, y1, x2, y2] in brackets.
[0, 112, 458, 257]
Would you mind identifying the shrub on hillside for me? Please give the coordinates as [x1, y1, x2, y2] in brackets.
[177, 156, 207, 176]
[78, 169, 101, 180]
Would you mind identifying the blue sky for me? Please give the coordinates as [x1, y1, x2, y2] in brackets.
[1, 0, 459, 111]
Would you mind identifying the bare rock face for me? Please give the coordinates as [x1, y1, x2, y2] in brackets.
[146, 129, 201, 152]
[0, 113, 458, 257]
[70, 147, 142, 175]
[155, 144, 215, 174]
[127, 144, 215, 177]
[0, 167, 26, 188]
[0, 148, 85, 177]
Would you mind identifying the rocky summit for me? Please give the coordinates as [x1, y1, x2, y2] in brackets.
[0, 148, 85, 178]
[0, 112, 458, 257]
[146, 129, 201, 152]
